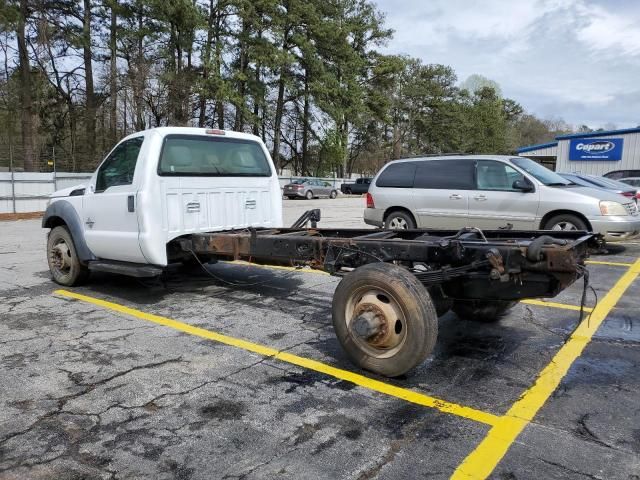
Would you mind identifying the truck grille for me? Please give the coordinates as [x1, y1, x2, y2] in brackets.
[624, 202, 638, 216]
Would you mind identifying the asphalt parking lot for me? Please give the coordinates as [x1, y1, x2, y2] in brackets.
[1, 196, 639, 479]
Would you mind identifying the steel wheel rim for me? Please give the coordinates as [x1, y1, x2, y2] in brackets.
[49, 238, 72, 276]
[551, 221, 578, 231]
[389, 217, 408, 229]
[344, 286, 407, 359]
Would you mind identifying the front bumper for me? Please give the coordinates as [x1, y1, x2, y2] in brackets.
[589, 216, 640, 241]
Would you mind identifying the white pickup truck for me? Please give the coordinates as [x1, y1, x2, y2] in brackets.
[43, 127, 283, 286]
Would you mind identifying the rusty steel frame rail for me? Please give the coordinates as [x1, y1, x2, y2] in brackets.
[181, 227, 602, 302]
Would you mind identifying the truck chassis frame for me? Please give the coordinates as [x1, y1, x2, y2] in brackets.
[173, 210, 602, 377]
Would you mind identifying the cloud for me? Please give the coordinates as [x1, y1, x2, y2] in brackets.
[374, 0, 640, 128]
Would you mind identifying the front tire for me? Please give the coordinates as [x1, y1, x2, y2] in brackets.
[305, 190, 314, 200]
[329, 190, 338, 199]
[332, 263, 438, 377]
[47, 226, 90, 286]
[451, 300, 517, 322]
[384, 210, 416, 230]
[543, 214, 587, 232]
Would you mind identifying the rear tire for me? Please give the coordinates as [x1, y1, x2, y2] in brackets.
[345, 188, 352, 195]
[384, 210, 416, 230]
[47, 226, 90, 287]
[451, 300, 517, 323]
[306, 190, 314, 200]
[332, 263, 438, 377]
[543, 214, 587, 232]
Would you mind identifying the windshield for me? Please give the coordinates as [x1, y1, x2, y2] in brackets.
[511, 157, 571, 186]
[158, 135, 271, 177]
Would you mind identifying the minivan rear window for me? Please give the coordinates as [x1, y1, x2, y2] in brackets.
[414, 160, 474, 189]
[376, 162, 417, 188]
[158, 135, 271, 176]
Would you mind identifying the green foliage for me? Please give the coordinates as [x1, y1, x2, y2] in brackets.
[0, 0, 588, 173]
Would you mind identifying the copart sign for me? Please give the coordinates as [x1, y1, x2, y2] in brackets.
[569, 138, 623, 161]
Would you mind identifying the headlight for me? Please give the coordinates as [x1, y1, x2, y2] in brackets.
[599, 201, 628, 216]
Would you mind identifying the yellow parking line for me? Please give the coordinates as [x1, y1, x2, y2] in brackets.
[521, 299, 593, 313]
[54, 289, 499, 426]
[585, 260, 633, 267]
[451, 259, 640, 480]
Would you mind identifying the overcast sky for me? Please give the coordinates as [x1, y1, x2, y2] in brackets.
[373, 0, 640, 129]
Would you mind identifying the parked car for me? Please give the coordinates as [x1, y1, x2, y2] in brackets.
[341, 177, 372, 195]
[603, 170, 640, 180]
[283, 178, 338, 200]
[558, 173, 639, 203]
[363, 155, 640, 241]
[619, 177, 640, 188]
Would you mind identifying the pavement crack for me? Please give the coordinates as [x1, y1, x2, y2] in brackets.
[538, 457, 604, 479]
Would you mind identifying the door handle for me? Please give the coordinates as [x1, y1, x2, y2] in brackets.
[449, 194, 463, 200]
[127, 195, 135, 212]
[186, 202, 200, 213]
[473, 195, 487, 202]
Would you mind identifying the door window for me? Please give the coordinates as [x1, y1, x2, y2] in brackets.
[376, 162, 417, 188]
[413, 160, 474, 189]
[476, 160, 526, 191]
[95, 137, 144, 193]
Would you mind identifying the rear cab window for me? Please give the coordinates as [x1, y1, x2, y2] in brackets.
[158, 135, 271, 177]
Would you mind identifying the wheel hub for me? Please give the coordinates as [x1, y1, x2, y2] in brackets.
[347, 290, 406, 356]
[50, 240, 72, 273]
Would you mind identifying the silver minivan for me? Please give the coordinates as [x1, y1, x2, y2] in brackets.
[364, 155, 640, 241]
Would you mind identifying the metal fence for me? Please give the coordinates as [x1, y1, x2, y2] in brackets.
[0, 172, 362, 214]
[0, 172, 92, 214]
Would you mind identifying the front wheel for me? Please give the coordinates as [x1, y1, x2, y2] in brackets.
[329, 190, 338, 199]
[543, 214, 587, 232]
[332, 263, 438, 377]
[451, 300, 517, 322]
[47, 226, 90, 286]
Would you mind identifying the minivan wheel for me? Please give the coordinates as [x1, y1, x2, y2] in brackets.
[543, 214, 587, 232]
[385, 211, 416, 230]
[306, 190, 314, 200]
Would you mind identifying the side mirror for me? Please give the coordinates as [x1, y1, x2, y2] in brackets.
[513, 179, 534, 192]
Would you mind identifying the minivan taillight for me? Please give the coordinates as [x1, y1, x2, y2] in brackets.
[366, 193, 375, 208]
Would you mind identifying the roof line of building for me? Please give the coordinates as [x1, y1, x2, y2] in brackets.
[556, 126, 640, 140]
[516, 141, 558, 153]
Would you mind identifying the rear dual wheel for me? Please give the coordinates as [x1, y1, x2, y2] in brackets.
[332, 263, 438, 377]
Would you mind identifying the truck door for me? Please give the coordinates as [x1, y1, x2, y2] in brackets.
[82, 136, 147, 263]
[468, 160, 539, 229]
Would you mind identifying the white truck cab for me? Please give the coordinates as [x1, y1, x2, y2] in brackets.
[43, 127, 283, 285]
